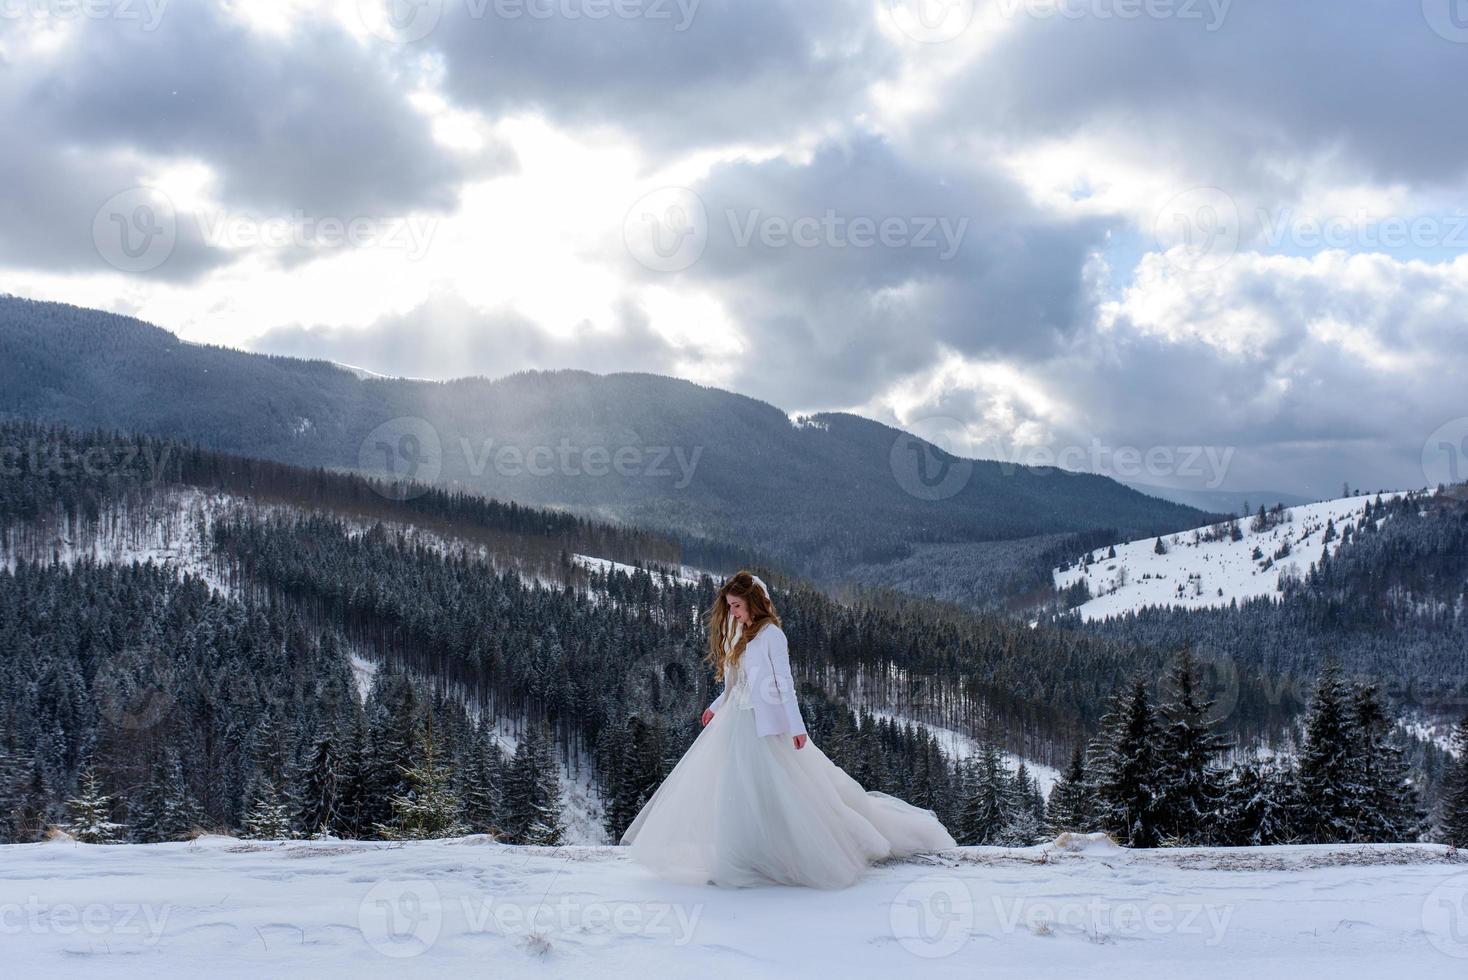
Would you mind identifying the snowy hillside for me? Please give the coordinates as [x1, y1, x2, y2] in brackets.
[1053, 492, 1415, 622]
[867, 710, 1061, 795]
[7, 834, 1467, 978]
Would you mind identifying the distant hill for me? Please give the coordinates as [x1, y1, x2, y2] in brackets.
[1119, 479, 1319, 516]
[0, 295, 1208, 578]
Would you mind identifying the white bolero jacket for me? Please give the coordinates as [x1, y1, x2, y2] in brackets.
[707, 623, 807, 738]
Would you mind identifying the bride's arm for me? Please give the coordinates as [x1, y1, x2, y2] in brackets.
[764, 628, 807, 737]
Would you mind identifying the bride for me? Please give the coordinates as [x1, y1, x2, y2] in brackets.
[621, 570, 956, 889]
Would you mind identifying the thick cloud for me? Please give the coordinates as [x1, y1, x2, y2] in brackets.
[0, 5, 500, 280]
[248, 290, 687, 380]
[658, 134, 1112, 406]
[942, 2, 1468, 195]
[878, 250, 1468, 495]
[427, 0, 898, 151]
[3, 0, 1463, 497]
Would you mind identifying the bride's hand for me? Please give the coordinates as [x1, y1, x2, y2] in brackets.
[701, 708, 714, 726]
[793, 734, 807, 750]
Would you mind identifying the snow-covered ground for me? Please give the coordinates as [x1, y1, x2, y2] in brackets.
[6, 834, 1467, 978]
[1053, 491, 1415, 622]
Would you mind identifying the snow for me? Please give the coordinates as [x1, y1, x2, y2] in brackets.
[572, 553, 705, 586]
[5, 835, 1466, 978]
[348, 653, 379, 704]
[1053, 491, 1417, 622]
[866, 710, 1061, 795]
[1, 486, 234, 594]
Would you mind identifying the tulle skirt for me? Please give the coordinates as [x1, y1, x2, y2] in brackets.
[620, 705, 957, 889]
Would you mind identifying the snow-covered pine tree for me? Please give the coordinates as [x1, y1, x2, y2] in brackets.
[1220, 757, 1296, 846]
[0, 747, 35, 843]
[296, 728, 344, 838]
[1155, 649, 1231, 845]
[241, 780, 296, 840]
[1092, 677, 1163, 847]
[365, 668, 420, 831]
[64, 767, 125, 843]
[1046, 745, 1094, 835]
[1294, 661, 1360, 843]
[1348, 683, 1424, 842]
[375, 714, 468, 841]
[503, 724, 564, 846]
[958, 742, 1012, 845]
[461, 720, 507, 838]
[1441, 715, 1468, 847]
[997, 762, 1045, 846]
[133, 749, 204, 843]
[333, 714, 374, 840]
[600, 716, 664, 841]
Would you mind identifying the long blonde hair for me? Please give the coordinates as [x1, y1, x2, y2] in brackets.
[705, 570, 781, 683]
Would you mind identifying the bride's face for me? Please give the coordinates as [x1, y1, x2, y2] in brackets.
[726, 594, 751, 626]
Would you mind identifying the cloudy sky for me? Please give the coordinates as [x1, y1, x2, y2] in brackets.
[3, 0, 1466, 497]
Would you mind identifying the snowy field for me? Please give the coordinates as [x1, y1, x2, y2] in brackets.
[6, 835, 1468, 979]
[1053, 491, 1415, 622]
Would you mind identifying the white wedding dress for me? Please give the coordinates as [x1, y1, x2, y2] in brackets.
[620, 654, 957, 889]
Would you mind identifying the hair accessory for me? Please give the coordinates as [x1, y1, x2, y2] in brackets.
[750, 574, 771, 600]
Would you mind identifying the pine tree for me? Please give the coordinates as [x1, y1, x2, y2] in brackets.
[375, 715, 468, 841]
[1348, 683, 1424, 842]
[297, 728, 344, 838]
[997, 762, 1045, 845]
[241, 781, 296, 840]
[601, 716, 665, 841]
[1155, 650, 1230, 844]
[365, 669, 419, 831]
[1295, 662, 1359, 843]
[462, 720, 507, 837]
[1221, 757, 1296, 846]
[65, 767, 124, 843]
[958, 742, 1011, 845]
[133, 750, 203, 843]
[1441, 715, 1468, 847]
[503, 725, 564, 845]
[1092, 678, 1162, 847]
[334, 713, 374, 840]
[1047, 745, 1094, 835]
[0, 747, 37, 844]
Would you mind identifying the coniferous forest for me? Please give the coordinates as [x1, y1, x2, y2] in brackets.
[1, 419, 1462, 848]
